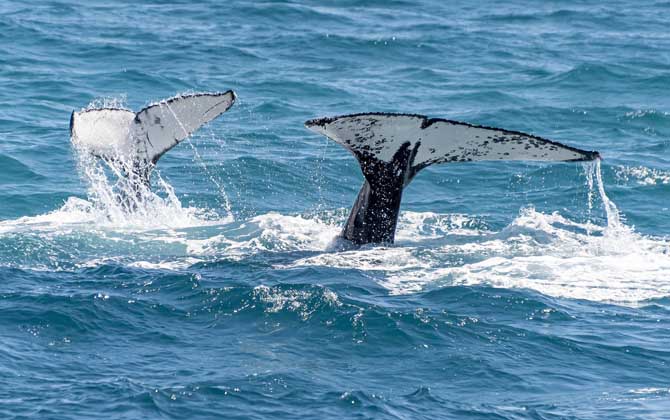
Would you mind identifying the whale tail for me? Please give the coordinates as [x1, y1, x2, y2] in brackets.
[70, 91, 236, 186]
[305, 113, 600, 245]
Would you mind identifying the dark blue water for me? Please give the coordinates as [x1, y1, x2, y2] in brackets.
[1, 1, 670, 418]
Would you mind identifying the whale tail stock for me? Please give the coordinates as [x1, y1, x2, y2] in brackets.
[69, 91, 236, 187]
[305, 113, 600, 245]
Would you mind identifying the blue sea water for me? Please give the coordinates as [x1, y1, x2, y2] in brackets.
[1, 0, 670, 418]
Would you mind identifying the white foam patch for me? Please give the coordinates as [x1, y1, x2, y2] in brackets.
[624, 109, 670, 119]
[384, 209, 670, 302]
[0, 196, 226, 236]
[0, 129, 235, 270]
[275, 207, 670, 304]
[616, 165, 670, 186]
[127, 258, 204, 270]
[278, 161, 670, 305]
[286, 246, 429, 272]
[0, 117, 234, 237]
[627, 388, 670, 395]
[252, 285, 341, 319]
[3, 155, 669, 306]
[191, 213, 342, 259]
[394, 211, 488, 241]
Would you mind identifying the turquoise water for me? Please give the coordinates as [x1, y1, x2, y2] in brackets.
[2, 0, 670, 418]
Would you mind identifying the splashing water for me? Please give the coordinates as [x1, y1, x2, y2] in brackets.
[2, 135, 669, 305]
[277, 161, 670, 304]
[591, 159, 625, 231]
[72, 149, 215, 230]
[66, 96, 233, 230]
[84, 95, 129, 111]
[615, 165, 670, 186]
[163, 99, 234, 215]
[33, 155, 666, 305]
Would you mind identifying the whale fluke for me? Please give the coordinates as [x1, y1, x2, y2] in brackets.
[305, 113, 600, 245]
[70, 91, 236, 186]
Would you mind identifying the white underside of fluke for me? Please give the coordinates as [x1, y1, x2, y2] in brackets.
[70, 91, 236, 165]
[306, 113, 598, 167]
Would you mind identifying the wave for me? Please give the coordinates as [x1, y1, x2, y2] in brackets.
[535, 63, 631, 87]
[277, 162, 670, 305]
[0, 154, 45, 182]
[615, 165, 670, 186]
[1, 153, 668, 306]
[9, 192, 667, 306]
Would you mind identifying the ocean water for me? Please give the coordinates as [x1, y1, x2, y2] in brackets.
[1, 0, 670, 418]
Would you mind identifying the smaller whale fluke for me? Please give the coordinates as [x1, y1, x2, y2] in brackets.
[70, 91, 236, 186]
[305, 112, 600, 245]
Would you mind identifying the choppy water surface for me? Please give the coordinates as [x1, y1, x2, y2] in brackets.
[1, 1, 670, 418]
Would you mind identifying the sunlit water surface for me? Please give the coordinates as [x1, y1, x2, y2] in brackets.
[1, 1, 670, 418]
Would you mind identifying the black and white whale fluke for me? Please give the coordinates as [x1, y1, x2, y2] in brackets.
[70, 91, 236, 188]
[305, 112, 600, 246]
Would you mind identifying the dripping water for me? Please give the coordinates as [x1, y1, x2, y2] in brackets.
[164, 100, 234, 219]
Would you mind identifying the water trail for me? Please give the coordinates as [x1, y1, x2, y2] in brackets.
[584, 159, 627, 232]
[313, 136, 330, 213]
[593, 159, 624, 231]
[585, 162, 595, 213]
[164, 101, 233, 218]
